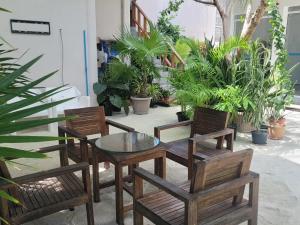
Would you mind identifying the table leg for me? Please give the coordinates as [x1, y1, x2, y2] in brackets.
[115, 164, 124, 225]
[155, 155, 166, 179]
[92, 149, 100, 203]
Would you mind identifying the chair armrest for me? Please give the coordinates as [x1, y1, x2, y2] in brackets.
[134, 167, 191, 203]
[154, 120, 192, 138]
[37, 144, 67, 153]
[58, 125, 87, 140]
[106, 119, 135, 132]
[0, 162, 89, 189]
[191, 171, 259, 202]
[190, 128, 234, 143]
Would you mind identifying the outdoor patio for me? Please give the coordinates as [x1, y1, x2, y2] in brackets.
[7, 106, 300, 225]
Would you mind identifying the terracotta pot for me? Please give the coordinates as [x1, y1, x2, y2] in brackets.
[131, 97, 152, 115]
[268, 119, 286, 140]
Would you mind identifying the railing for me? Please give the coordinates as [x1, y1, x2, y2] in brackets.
[131, 0, 185, 69]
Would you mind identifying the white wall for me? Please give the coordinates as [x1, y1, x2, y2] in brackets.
[95, 0, 131, 40]
[137, 0, 217, 40]
[0, 0, 98, 102]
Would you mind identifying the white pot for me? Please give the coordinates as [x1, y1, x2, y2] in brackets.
[131, 97, 152, 115]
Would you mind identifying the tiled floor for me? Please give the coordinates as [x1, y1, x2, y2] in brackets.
[7, 106, 300, 225]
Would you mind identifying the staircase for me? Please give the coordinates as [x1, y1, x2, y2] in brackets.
[131, 0, 185, 69]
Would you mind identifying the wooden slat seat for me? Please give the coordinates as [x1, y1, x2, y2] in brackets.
[155, 107, 234, 179]
[138, 191, 249, 225]
[133, 149, 259, 225]
[0, 145, 94, 225]
[164, 138, 232, 167]
[8, 173, 86, 218]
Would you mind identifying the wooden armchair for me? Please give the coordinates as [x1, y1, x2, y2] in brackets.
[133, 149, 259, 225]
[154, 107, 234, 179]
[58, 106, 135, 202]
[0, 144, 94, 225]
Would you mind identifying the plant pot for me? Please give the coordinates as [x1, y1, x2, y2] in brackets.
[236, 113, 254, 133]
[268, 121, 286, 140]
[228, 123, 237, 141]
[131, 97, 152, 115]
[251, 129, 268, 145]
[176, 111, 189, 122]
[102, 103, 113, 116]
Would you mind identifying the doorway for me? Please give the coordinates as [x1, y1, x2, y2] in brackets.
[286, 6, 300, 97]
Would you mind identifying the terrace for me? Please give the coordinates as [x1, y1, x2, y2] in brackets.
[1, 0, 300, 225]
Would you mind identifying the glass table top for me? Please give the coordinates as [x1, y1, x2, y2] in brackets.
[94, 132, 160, 154]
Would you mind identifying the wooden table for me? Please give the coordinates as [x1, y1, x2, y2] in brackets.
[92, 132, 166, 225]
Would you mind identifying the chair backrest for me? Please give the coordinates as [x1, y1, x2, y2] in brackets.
[190, 107, 229, 137]
[190, 149, 253, 207]
[64, 106, 108, 136]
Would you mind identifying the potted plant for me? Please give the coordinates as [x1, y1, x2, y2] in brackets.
[148, 83, 162, 108]
[266, 1, 296, 140]
[159, 88, 172, 106]
[115, 25, 169, 114]
[93, 60, 132, 116]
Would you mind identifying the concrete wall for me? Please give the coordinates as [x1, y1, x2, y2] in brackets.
[0, 0, 98, 103]
[95, 0, 131, 40]
[136, 0, 217, 40]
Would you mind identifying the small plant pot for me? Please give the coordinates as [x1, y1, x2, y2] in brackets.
[269, 124, 286, 140]
[102, 103, 113, 116]
[176, 111, 189, 122]
[228, 123, 237, 141]
[131, 97, 152, 115]
[251, 129, 268, 145]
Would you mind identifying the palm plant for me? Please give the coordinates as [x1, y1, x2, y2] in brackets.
[115, 25, 169, 98]
[0, 43, 70, 218]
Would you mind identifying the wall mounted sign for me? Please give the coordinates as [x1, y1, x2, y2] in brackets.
[10, 19, 51, 35]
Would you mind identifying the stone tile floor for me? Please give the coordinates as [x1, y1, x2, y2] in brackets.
[7, 106, 300, 225]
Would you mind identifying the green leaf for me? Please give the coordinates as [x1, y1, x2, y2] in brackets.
[0, 147, 46, 159]
[0, 7, 11, 13]
[109, 95, 123, 108]
[93, 83, 107, 95]
[0, 136, 68, 143]
[0, 85, 65, 115]
[0, 117, 70, 135]
[0, 55, 42, 90]
[0, 97, 73, 123]
[0, 190, 20, 205]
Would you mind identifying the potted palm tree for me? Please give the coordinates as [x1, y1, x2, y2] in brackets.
[115, 25, 169, 114]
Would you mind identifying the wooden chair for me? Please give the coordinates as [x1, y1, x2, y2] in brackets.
[58, 106, 135, 202]
[133, 149, 259, 225]
[0, 144, 94, 225]
[154, 107, 234, 179]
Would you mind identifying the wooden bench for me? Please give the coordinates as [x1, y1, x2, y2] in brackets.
[0, 144, 94, 225]
[133, 149, 259, 225]
[155, 107, 234, 179]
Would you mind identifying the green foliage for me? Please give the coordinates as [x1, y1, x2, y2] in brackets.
[0, 44, 70, 211]
[175, 38, 191, 61]
[93, 60, 132, 115]
[170, 36, 274, 125]
[267, 0, 295, 120]
[147, 83, 162, 102]
[115, 25, 169, 98]
[157, 0, 184, 43]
